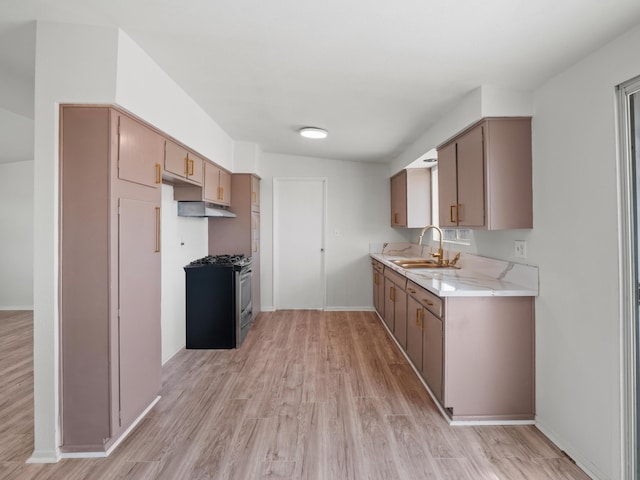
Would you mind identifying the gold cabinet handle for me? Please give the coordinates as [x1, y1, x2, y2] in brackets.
[422, 298, 434, 306]
[419, 309, 424, 331]
[450, 205, 456, 223]
[184, 157, 189, 175]
[407, 288, 416, 294]
[390, 286, 395, 302]
[155, 164, 161, 184]
[221, 186, 224, 199]
[253, 191, 257, 203]
[374, 272, 378, 285]
[393, 212, 399, 224]
[155, 207, 161, 253]
[253, 241, 258, 253]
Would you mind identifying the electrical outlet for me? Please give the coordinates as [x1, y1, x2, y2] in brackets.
[515, 240, 527, 258]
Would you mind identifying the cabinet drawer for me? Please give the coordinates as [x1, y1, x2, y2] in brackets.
[384, 268, 407, 289]
[407, 280, 442, 318]
[372, 259, 384, 274]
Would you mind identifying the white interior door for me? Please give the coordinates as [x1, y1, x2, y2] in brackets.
[274, 178, 325, 309]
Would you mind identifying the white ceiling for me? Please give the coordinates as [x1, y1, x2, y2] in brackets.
[2, 0, 640, 164]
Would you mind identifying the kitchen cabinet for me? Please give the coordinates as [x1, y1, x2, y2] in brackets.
[410, 283, 533, 421]
[407, 281, 443, 403]
[251, 174, 260, 212]
[406, 294, 423, 371]
[59, 106, 162, 453]
[371, 259, 385, 316]
[443, 296, 534, 420]
[208, 174, 261, 319]
[173, 160, 232, 206]
[204, 162, 232, 206]
[390, 168, 431, 228]
[383, 269, 407, 349]
[437, 117, 532, 230]
[164, 139, 204, 185]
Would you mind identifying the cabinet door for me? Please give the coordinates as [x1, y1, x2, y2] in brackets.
[187, 153, 204, 185]
[251, 212, 260, 255]
[204, 162, 220, 203]
[373, 269, 381, 314]
[383, 278, 395, 332]
[219, 169, 232, 206]
[118, 198, 161, 429]
[422, 309, 443, 402]
[390, 171, 407, 227]
[377, 277, 385, 317]
[456, 124, 485, 227]
[406, 296, 423, 369]
[164, 139, 188, 179]
[251, 175, 260, 212]
[394, 286, 407, 349]
[437, 141, 458, 227]
[118, 115, 163, 188]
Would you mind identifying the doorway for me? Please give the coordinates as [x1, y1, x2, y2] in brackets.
[273, 178, 326, 309]
[617, 76, 640, 480]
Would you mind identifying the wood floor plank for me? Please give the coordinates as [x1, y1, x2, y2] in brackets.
[0, 310, 591, 480]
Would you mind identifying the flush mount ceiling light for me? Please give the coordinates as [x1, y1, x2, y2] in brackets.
[299, 127, 328, 139]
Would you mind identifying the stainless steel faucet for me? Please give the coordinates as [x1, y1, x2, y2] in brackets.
[418, 225, 444, 265]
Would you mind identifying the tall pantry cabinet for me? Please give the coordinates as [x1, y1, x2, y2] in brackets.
[59, 106, 162, 453]
[208, 174, 261, 319]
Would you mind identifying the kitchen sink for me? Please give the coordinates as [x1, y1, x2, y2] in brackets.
[390, 259, 459, 269]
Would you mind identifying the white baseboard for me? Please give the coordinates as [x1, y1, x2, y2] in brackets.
[0, 306, 34, 311]
[323, 306, 376, 312]
[535, 421, 602, 480]
[59, 396, 161, 459]
[26, 449, 60, 464]
[162, 344, 185, 366]
[260, 306, 375, 312]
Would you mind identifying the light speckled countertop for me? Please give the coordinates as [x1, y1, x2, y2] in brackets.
[370, 242, 538, 297]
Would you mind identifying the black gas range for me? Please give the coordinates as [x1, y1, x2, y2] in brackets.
[187, 254, 252, 269]
[184, 254, 253, 349]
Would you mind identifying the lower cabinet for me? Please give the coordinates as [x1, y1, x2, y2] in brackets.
[383, 269, 407, 349]
[377, 265, 535, 422]
[422, 308, 443, 404]
[406, 294, 423, 371]
[372, 260, 385, 316]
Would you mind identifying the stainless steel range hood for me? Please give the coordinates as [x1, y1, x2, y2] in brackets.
[177, 201, 237, 218]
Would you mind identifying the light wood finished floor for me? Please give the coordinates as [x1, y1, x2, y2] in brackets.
[1, 309, 589, 480]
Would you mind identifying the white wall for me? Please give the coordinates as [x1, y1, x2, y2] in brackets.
[0, 160, 34, 309]
[32, 22, 233, 461]
[161, 185, 208, 364]
[115, 31, 233, 171]
[32, 21, 119, 463]
[259, 152, 410, 310]
[522, 24, 640, 480]
[397, 22, 640, 480]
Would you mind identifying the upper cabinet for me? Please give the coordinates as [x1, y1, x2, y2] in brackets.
[390, 168, 431, 228]
[164, 139, 204, 185]
[204, 162, 232, 206]
[173, 160, 232, 207]
[117, 114, 164, 189]
[437, 117, 532, 230]
[251, 175, 260, 212]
